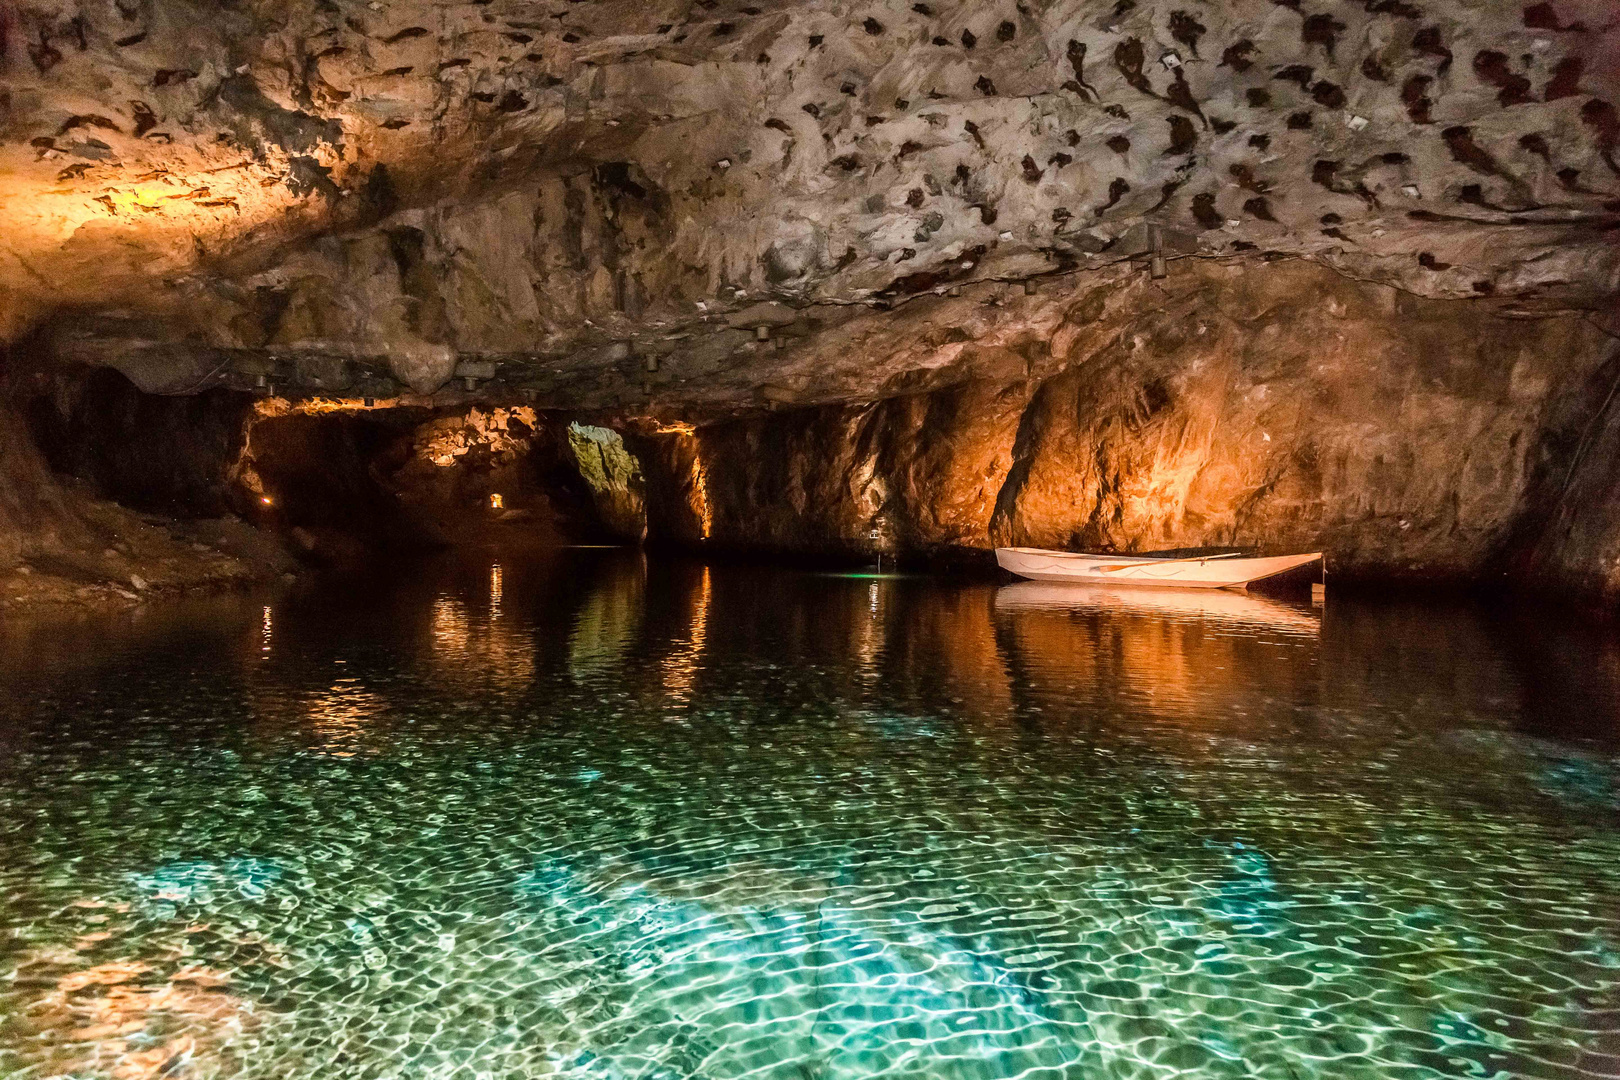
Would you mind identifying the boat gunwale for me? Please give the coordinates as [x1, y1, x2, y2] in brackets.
[994, 548, 1323, 591]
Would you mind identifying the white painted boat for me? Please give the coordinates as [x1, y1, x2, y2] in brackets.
[994, 547, 1322, 590]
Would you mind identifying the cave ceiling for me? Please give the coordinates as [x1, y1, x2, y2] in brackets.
[3, 0, 1617, 410]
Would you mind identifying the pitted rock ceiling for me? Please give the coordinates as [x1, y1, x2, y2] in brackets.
[3, 0, 1618, 404]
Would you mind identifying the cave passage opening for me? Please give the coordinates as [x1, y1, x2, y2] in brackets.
[16, 366, 650, 582]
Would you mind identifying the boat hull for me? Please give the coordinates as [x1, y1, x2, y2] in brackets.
[994, 548, 1322, 590]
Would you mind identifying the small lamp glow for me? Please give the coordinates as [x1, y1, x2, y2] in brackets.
[489, 493, 504, 510]
[260, 496, 273, 506]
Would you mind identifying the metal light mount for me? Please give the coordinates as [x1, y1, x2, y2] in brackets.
[453, 360, 498, 393]
[1116, 221, 1194, 277]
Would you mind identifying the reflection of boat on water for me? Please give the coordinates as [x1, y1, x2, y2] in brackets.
[995, 580, 1321, 636]
[996, 547, 1322, 589]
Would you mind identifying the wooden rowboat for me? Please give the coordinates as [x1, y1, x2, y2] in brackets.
[994, 547, 1322, 590]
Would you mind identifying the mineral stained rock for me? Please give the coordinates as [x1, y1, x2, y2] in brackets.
[632, 261, 1618, 593]
[5, 0, 1618, 372]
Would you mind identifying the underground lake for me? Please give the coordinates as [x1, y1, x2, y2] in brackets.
[1, 551, 1617, 1079]
[5, 0, 1620, 1074]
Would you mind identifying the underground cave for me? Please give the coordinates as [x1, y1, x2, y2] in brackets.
[2, 0, 1620, 1077]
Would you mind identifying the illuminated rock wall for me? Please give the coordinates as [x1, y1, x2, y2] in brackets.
[1, 370, 640, 594]
[8, 0, 1617, 399]
[225, 404, 634, 553]
[568, 424, 647, 542]
[636, 263, 1618, 590]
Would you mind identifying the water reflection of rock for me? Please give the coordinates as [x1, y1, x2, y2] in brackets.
[671, 571, 1014, 722]
[566, 553, 646, 681]
[881, 581, 1015, 723]
[658, 565, 709, 704]
[423, 590, 536, 691]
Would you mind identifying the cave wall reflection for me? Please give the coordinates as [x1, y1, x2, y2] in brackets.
[243, 554, 1610, 749]
[1, 554, 1616, 761]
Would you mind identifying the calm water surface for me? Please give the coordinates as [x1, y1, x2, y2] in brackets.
[1, 552, 1618, 1080]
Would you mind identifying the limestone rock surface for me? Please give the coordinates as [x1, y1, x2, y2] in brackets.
[633, 261, 1618, 587]
[5, 0, 1618, 398]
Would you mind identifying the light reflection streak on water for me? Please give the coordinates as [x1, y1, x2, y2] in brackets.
[304, 680, 385, 758]
[260, 606, 272, 660]
[661, 565, 710, 704]
[856, 579, 883, 680]
[429, 589, 535, 691]
[430, 596, 468, 656]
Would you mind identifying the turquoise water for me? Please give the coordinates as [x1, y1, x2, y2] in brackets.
[1, 552, 1617, 1079]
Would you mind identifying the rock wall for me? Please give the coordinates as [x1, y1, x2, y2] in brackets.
[634, 261, 1617, 590]
[24, 367, 256, 518]
[1523, 355, 1620, 608]
[0, 402, 90, 570]
[0, 358, 297, 606]
[223, 402, 638, 554]
[567, 423, 647, 542]
[6, 254, 1617, 608]
[1, 356, 642, 607]
[631, 381, 1030, 558]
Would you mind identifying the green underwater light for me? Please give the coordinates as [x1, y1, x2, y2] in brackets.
[818, 571, 914, 580]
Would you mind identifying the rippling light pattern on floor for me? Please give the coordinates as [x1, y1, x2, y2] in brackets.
[0, 554, 1617, 1079]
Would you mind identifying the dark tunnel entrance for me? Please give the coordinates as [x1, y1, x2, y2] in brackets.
[22, 368, 647, 569]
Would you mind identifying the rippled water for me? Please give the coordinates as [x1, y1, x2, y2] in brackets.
[1, 551, 1618, 1080]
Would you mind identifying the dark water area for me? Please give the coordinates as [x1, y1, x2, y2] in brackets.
[1, 551, 1618, 1080]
